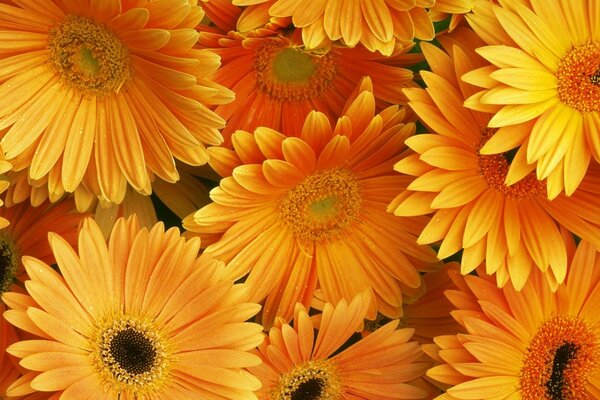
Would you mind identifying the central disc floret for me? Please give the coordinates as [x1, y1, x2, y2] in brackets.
[519, 316, 600, 400]
[273, 359, 342, 400]
[94, 316, 168, 393]
[254, 39, 338, 101]
[280, 168, 362, 241]
[0, 234, 19, 295]
[49, 15, 131, 96]
[477, 129, 545, 199]
[556, 41, 600, 112]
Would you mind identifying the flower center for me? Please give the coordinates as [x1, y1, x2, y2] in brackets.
[477, 129, 545, 199]
[279, 169, 362, 241]
[0, 233, 20, 295]
[519, 316, 600, 400]
[93, 315, 169, 394]
[556, 41, 600, 113]
[272, 359, 342, 400]
[254, 38, 338, 101]
[48, 15, 131, 96]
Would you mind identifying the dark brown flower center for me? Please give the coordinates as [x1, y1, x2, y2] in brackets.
[291, 377, 325, 400]
[0, 237, 19, 295]
[109, 327, 157, 375]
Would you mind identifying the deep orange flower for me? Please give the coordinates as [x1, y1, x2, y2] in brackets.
[198, 27, 419, 146]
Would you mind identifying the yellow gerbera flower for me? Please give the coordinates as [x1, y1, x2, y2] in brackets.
[249, 291, 431, 399]
[390, 27, 600, 290]
[464, 0, 600, 197]
[2, 217, 263, 399]
[428, 239, 600, 399]
[198, 27, 419, 146]
[185, 79, 440, 327]
[0, 0, 233, 205]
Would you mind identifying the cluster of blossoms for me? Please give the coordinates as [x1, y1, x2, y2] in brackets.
[0, 0, 599, 399]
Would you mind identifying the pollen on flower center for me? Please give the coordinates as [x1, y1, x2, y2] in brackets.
[556, 41, 600, 112]
[0, 233, 19, 295]
[477, 129, 545, 199]
[93, 315, 169, 394]
[272, 359, 342, 400]
[48, 15, 131, 96]
[279, 169, 362, 241]
[254, 39, 338, 101]
[519, 316, 600, 400]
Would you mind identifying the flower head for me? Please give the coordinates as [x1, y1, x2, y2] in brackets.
[464, 0, 600, 197]
[2, 217, 263, 398]
[390, 27, 600, 290]
[198, 27, 419, 146]
[249, 292, 431, 399]
[0, 0, 232, 205]
[428, 239, 600, 399]
[185, 78, 440, 327]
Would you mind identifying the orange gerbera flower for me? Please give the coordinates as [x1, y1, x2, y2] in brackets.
[198, 27, 419, 146]
[390, 27, 600, 290]
[2, 217, 263, 399]
[249, 292, 431, 399]
[0, 199, 84, 399]
[463, 0, 600, 197]
[185, 79, 440, 327]
[428, 239, 600, 399]
[201, 0, 289, 33]
[0, 0, 233, 205]
[0, 199, 85, 296]
[229, 0, 437, 54]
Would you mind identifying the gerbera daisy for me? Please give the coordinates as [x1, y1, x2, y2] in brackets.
[201, 0, 289, 33]
[231, 0, 440, 54]
[249, 291, 431, 399]
[2, 216, 264, 398]
[0, 0, 233, 205]
[463, 0, 600, 197]
[389, 27, 600, 290]
[198, 27, 419, 146]
[184, 79, 440, 327]
[428, 239, 600, 399]
[0, 198, 85, 296]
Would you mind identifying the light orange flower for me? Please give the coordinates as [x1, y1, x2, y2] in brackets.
[428, 239, 600, 399]
[232, 0, 438, 54]
[201, 0, 288, 33]
[249, 292, 431, 399]
[390, 27, 600, 290]
[2, 217, 264, 399]
[185, 79, 439, 327]
[198, 27, 419, 146]
[0, 0, 233, 205]
[463, 0, 600, 197]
